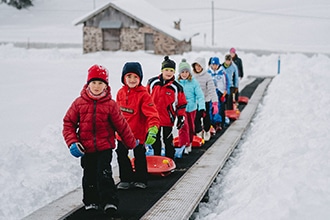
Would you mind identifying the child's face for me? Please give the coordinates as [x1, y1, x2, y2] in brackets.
[210, 64, 219, 71]
[180, 70, 190, 79]
[162, 68, 175, 80]
[125, 73, 140, 88]
[88, 80, 107, 95]
[225, 59, 232, 66]
[194, 63, 203, 73]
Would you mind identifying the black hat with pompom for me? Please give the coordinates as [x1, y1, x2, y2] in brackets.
[161, 56, 176, 70]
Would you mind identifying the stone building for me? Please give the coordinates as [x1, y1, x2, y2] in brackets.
[74, 0, 192, 55]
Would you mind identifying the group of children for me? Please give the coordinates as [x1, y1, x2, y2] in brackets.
[62, 48, 243, 216]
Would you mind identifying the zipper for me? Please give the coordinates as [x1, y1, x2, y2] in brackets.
[93, 100, 98, 151]
[126, 88, 130, 105]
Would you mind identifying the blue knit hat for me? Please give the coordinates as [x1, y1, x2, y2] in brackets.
[121, 62, 143, 85]
[210, 57, 220, 65]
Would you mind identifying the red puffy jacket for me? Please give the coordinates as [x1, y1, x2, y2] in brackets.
[147, 74, 187, 127]
[62, 84, 136, 153]
[116, 85, 160, 144]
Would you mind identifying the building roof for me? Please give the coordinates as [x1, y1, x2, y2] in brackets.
[73, 0, 191, 41]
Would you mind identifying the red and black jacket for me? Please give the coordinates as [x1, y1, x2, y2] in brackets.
[147, 74, 187, 127]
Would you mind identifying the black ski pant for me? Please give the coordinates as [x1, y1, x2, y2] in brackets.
[116, 141, 148, 184]
[227, 87, 238, 110]
[216, 90, 227, 127]
[152, 126, 175, 159]
[81, 149, 118, 208]
[195, 101, 211, 133]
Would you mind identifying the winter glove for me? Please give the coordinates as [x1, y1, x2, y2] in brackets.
[176, 115, 185, 130]
[201, 109, 207, 118]
[145, 144, 154, 156]
[212, 102, 219, 114]
[70, 142, 85, 158]
[220, 95, 226, 103]
[145, 126, 158, 145]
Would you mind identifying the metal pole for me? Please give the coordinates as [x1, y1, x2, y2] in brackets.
[212, 1, 214, 46]
[277, 56, 281, 74]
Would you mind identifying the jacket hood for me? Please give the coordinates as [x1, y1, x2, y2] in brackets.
[121, 84, 147, 93]
[192, 57, 206, 72]
[81, 84, 112, 101]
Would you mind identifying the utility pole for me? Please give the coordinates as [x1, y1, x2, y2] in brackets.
[212, 1, 214, 46]
[277, 56, 281, 74]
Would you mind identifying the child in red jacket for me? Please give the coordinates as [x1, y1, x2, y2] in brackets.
[62, 64, 137, 216]
[147, 56, 187, 159]
[116, 62, 160, 190]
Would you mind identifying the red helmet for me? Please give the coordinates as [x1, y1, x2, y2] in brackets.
[87, 64, 109, 84]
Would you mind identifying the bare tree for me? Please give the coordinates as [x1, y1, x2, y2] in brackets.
[1, 0, 33, 10]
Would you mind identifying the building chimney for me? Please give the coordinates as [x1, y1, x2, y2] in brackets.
[174, 19, 181, 30]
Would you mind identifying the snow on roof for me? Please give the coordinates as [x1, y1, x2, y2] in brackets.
[73, 0, 191, 41]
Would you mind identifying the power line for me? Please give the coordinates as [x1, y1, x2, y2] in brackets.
[213, 7, 330, 20]
[2, 6, 328, 20]
[0, 8, 90, 12]
[162, 7, 330, 20]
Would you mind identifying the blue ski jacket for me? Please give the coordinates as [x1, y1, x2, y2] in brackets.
[207, 68, 230, 94]
[177, 77, 205, 112]
[220, 62, 239, 88]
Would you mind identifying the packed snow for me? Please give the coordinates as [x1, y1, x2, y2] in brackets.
[0, 0, 330, 219]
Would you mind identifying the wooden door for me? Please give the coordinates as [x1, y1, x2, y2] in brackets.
[144, 33, 154, 51]
[103, 29, 120, 51]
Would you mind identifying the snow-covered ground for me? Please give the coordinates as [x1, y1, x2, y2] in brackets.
[0, 0, 330, 219]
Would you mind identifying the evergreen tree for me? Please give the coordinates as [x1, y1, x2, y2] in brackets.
[1, 0, 33, 9]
